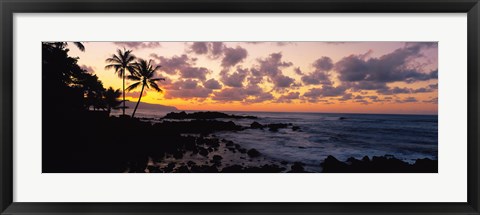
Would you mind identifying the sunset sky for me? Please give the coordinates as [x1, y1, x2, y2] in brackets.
[70, 42, 438, 114]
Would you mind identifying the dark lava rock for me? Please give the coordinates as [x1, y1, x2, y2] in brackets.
[204, 138, 220, 148]
[292, 126, 301, 131]
[244, 164, 285, 173]
[173, 150, 184, 159]
[190, 165, 219, 173]
[320, 156, 348, 173]
[221, 165, 244, 173]
[175, 165, 190, 173]
[187, 161, 196, 167]
[153, 120, 243, 135]
[199, 148, 209, 157]
[250, 121, 264, 129]
[247, 148, 261, 157]
[288, 162, 306, 173]
[238, 148, 247, 154]
[163, 162, 176, 173]
[225, 140, 234, 147]
[147, 165, 160, 173]
[321, 155, 438, 173]
[212, 155, 223, 161]
[267, 123, 289, 132]
[162, 111, 257, 120]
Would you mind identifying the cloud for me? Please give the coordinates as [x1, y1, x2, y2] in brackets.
[210, 42, 225, 57]
[423, 97, 438, 104]
[313, 56, 334, 71]
[180, 67, 210, 80]
[301, 57, 334, 86]
[246, 92, 274, 103]
[244, 84, 264, 96]
[301, 71, 331, 85]
[377, 84, 437, 95]
[303, 85, 347, 102]
[163, 79, 213, 99]
[188, 42, 225, 59]
[254, 52, 295, 88]
[150, 54, 189, 75]
[221, 46, 248, 68]
[203, 78, 222, 89]
[338, 93, 353, 101]
[113, 42, 161, 49]
[243, 42, 294, 46]
[272, 75, 295, 88]
[189, 42, 209, 54]
[335, 43, 438, 86]
[257, 52, 292, 77]
[81, 65, 95, 73]
[212, 88, 247, 101]
[277, 92, 300, 103]
[124, 91, 147, 99]
[404, 42, 438, 50]
[395, 96, 418, 103]
[151, 54, 210, 80]
[211, 80, 275, 103]
[220, 67, 249, 87]
[294, 67, 303, 75]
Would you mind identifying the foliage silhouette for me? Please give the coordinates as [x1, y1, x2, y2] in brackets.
[126, 59, 165, 118]
[105, 49, 136, 116]
[104, 87, 122, 114]
[43, 42, 85, 52]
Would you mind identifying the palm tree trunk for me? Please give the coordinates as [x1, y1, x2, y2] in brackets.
[122, 70, 126, 116]
[131, 83, 145, 118]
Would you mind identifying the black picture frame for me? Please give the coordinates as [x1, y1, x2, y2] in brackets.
[1, 0, 479, 214]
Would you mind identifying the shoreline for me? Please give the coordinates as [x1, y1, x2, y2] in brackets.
[43, 110, 438, 173]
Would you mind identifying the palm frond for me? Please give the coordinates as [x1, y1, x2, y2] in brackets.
[126, 75, 141, 81]
[73, 42, 85, 52]
[126, 82, 141, 91]
[150, 78, 166, 81]
[149, 81, 162, 92]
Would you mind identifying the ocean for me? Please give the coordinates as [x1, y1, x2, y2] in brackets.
[112, 109, 438, 172]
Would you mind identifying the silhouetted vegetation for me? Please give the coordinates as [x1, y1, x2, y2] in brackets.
[126, 59, 165, 118]
[105, 49, 136, 116]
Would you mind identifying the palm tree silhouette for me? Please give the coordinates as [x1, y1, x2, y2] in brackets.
[105, 49, 136, 116]
[126, 59, 165, 118]
[104, 87, 122, 114]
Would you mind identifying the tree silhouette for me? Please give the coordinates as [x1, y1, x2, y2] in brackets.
[126, 59, 165, 118]
[105, 49, 136, 116]
[44, 42, 85, 52]
[104, 87, 122, 114]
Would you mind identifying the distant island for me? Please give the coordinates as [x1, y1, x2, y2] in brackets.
[123, 101, 178, 112]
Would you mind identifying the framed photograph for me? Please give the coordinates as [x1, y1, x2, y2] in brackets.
[1, 0, 479, 214]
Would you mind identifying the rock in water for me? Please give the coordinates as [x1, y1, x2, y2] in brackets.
[247, 148, 261, 157]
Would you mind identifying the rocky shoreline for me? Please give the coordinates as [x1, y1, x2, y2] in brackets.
[43, 111, 438, 173]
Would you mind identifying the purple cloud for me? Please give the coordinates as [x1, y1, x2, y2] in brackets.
[220, 67, 249, 88]
[151, 54, 210, 80]
[221, 46, 248, 68]
[113, 42, 161, 49]
[203, 78, 222, 89]
[277, 92, 300, 103]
